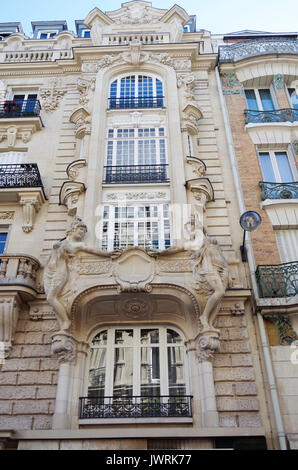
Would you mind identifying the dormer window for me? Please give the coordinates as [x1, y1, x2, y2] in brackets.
[81, 29, 91, 38]
[37, 30, 58, 39]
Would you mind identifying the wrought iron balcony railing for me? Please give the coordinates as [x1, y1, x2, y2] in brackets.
[103, 164, 169, 184]
[245, 108, 298, 124]
[0, 99, 41, 118]
[108, 96, 164, 109]
[259, 181, 298, 200]
[256, 262, 298, 298]
[0, 163, 43, 189]
[219, 38, 298, 63]
[79, 395, 192, 419]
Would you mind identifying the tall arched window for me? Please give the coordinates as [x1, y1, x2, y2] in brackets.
[109, 74, 164, 109]
[80, 327, 191, 419]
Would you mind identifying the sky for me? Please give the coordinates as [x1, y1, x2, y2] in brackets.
[1, 0, 298, 36]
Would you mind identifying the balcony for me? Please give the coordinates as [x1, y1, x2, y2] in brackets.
[0, 163, 44, 190]
[0, 254, 42, 294]
[108, 96, 164, 110]
[259, 182, 298, 201]
[0, 99, 41, 118]
[79, 395, 192, 420]
[103, 164, 169, 184]
[245, 108, 298, 125]
[219, 38, 298, 63]
[256, 262, 298, 298]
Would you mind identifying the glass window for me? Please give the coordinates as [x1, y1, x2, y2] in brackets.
[100, 203, 171, 251]
[245, 89, 274, 111]
[0, 232, 7, 254]
[109, 74, 164, 108]
[88, 327, 187, 399]
[258, 151, 293, 182]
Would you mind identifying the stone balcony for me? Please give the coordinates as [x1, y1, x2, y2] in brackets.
[0, 254, 42, 294]
[0, 49, 73, 63]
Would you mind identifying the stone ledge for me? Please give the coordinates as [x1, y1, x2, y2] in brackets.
[13, 427, 266, 440]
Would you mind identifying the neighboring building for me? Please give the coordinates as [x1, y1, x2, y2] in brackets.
[0, 0, 297, 451]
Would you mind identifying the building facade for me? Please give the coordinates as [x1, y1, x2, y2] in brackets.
[0, 1, 297, 451]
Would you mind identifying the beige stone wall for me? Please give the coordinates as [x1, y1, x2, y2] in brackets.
[0, 309, 59, 430]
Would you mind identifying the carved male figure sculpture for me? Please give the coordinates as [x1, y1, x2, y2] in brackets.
[44, 217, 114, 332]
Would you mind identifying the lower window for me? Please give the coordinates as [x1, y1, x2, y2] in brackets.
[80, 327, 191, 419]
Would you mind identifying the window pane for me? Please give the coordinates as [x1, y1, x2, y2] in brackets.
[140, 347, 160, 397]
[258, 153, 275, 181]
[113, 347, 133, 397]
[141, 329, 159, 344]
[88, 346, 107, 398]
[275, 152, 293, 182]
[115, 329, 133, 345]
[0, 233, 7, 254]
[167, 329, 183, 344]
[168, 346, 186, 396]
[245, 90, 258, 109]
[259, 89, 274, 111]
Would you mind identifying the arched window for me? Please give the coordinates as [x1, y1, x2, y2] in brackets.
[109, 74, 164, 109]
[80, 327, 191, 419]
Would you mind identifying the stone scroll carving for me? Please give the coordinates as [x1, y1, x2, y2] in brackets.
[43, 217, 117, 332]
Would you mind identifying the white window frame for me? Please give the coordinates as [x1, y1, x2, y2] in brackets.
[100, 203, 171, 252]
[85, 326, 189, 399]
[81, 29, 91, 38]
[0, 226, 10, 255]
[105, 127, 168, 166]
[257, 148, 297, 182]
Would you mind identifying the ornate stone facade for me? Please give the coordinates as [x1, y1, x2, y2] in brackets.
[0, 0, 296, 452]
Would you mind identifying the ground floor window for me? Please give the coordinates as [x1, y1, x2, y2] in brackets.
[87, 327, 187, 398]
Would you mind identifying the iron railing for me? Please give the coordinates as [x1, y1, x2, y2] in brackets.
[0, 163, 43, 189]
[259, 181, 298, 200]
[79, 395, 192, 419]
[108, 96, 164, 109]
[0, 99, 41, 118]
[103, 164, 169, 184]
[245, 108, 298, 124]
[219, 38, 298, 63]
[256, 262, 298, 298]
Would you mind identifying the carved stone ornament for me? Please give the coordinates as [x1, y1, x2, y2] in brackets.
[43, 217, 114, 332]
[196, 329, 220, 362]
[0, 294, 21, 358]
[0, 211, 14, 220]
[186, 178, 214, 206]
[59, 181, 85, 216]
[76, 78, 95, 109]
[19, 191, 46, 233]
[120, 297, 152, 319]
[51, 332, 77, 363]
[114, 247, 155, 293]
[109, 3, 163, 25]
[39, 78, 66, 112]
[69, 107, 91, 139]
[186, 157, 206, 178]
[105, 191, 167, 202]
[66, 159, 87, 182]
[0, 122, 42, 148]
[182, 104, 203, 135]
[121, 40, 149, 66]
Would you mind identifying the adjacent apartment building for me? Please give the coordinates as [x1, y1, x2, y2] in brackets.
[0, 1, 297, 450]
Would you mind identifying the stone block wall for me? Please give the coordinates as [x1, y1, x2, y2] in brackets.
[0, 309, 59, 430]
[213, 309, 262, 428]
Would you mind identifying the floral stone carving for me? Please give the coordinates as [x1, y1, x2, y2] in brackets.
[114, 247, 155, 293]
